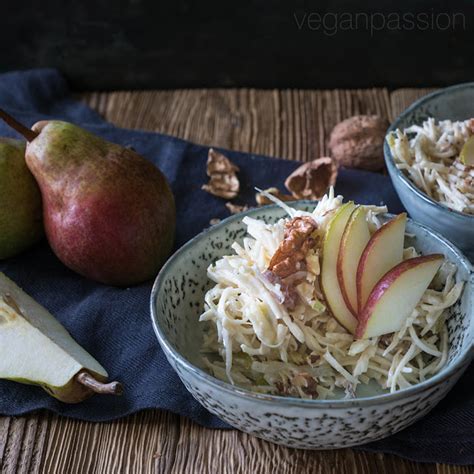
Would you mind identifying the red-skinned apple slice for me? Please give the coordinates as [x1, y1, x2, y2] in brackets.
[337, 206, 370, 316]
[356, 254, 444, 339]
[321, 202, 358, 334]
[356, 213, 407, 313]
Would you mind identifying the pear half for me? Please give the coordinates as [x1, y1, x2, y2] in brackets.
[0, 272, 121, 403]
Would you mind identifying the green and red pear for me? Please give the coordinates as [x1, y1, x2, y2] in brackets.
[0, 109, 176, 286]
[0, 138, 43, 259]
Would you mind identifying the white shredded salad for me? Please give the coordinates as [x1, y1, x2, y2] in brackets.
[199, 189, 464, 399]
[389, 117, 474, 215]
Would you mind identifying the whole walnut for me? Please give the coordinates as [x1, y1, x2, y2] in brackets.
[329, 115, 389, 171]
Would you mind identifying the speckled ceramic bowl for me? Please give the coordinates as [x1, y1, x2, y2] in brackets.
[150, 203, 473, 449]
[384, 83, 474, 261]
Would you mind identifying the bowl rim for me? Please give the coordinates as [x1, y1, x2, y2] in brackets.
[150, 202, 474, 409]
[384, 81, 474, 221]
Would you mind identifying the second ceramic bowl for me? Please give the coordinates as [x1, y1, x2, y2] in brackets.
[384, 83, 474, 260]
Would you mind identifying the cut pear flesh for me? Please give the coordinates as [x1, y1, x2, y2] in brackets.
[321, 202, 358, 334]
[337, 206, 370, 316]
[0, 272, 108, 393]
[356, 213, 406, 313]
[460, 136, 474, 166]
[356, 254, 444, 339]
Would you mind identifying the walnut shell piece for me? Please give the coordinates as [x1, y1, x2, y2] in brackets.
[202, 148, 240, 199]
[284, 158, 338, 200]
[255, 187, 296, 206]
[225, 202, 249, 214]
[328, 115, 389, 171]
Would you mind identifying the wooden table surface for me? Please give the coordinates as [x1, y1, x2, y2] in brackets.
[0, 87, 471, 473]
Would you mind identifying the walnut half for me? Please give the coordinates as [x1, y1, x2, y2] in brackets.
[268, 216, 317, 279]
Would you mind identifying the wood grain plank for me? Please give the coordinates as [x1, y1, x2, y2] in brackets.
[390, 88, 437, 118]
[0, 414, 49, 474]
[1, 86, 471, 474]
[39, 411, 180, 474]
[168, 418, 460, 474]
[81, 88, 392, 162]
[0, 416, 11, 464]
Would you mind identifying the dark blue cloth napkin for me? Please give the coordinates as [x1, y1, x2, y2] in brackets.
[0, 69, 472, 465]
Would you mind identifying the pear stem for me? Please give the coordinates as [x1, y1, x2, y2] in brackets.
[0, 108, 38, 142]
[76, 371, 123, 396]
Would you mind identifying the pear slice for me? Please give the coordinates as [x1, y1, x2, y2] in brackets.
[320, 202, 358, 334]
[356, 213, 407, 313]
[356, 254, 444, 339]
[0, 272, 122, 403]
[460, 136, 474, 166]
[337, 206, 370, 316]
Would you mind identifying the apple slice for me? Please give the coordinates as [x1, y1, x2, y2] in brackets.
[337, 206, 370, 316]
[356, 254, 444, 339]
[321, 202, 358, 333]
[356, 213, 407, 313]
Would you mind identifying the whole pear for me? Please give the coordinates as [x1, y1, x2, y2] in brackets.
[25, 121, 176, 286]
[0, 138, 43, 259]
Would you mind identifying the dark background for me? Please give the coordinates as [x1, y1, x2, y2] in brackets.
[4, 1, 474, 91]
